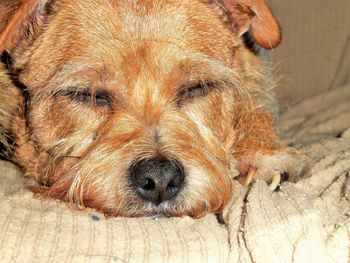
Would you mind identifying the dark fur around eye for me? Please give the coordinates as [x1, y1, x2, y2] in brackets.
[95, 90, 112, 106]
[177, 82, 217, 106]
[55, 88, 112, 107]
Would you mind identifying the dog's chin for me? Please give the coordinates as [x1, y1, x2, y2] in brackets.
[100, 197, 223, 218]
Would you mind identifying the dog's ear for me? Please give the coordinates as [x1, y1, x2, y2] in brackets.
[221, 0, 281, 49]
[0, 0, 54, 54]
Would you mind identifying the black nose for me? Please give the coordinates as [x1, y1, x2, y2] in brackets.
[130, 158, 185, 205]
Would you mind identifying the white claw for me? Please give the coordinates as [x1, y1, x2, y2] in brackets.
[269, 172, 281, 191]
[243, 169, 255, 186]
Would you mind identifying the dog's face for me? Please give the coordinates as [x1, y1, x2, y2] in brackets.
[1, 0, 281, 217]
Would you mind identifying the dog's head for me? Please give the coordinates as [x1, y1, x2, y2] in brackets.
[0, 0, 280, 217]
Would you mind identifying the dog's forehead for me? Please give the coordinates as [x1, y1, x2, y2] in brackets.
[53, 0, 237, 63]
[22, 0, 239, 90]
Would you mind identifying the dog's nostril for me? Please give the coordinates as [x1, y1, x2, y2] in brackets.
[142, 178, 156, 191]
[130, 158, 185, 205]
[166, 180, 176, 190]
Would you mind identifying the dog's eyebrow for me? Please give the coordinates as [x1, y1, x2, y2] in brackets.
[176, 54, 239, 85]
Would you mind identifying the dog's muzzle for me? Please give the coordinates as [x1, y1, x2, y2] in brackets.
[130, 158, 185, 205]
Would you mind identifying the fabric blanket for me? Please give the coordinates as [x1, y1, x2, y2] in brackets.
[0, 85, 349, 263]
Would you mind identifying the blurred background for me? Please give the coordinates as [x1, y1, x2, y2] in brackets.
[267, 0, 350, 108]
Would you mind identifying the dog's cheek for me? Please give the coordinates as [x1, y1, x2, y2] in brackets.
[219, 89, 238, 150]
[28, 97, 104, 155]
[184, 94, 233, 163]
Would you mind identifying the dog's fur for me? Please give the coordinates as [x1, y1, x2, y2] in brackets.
[0, 0, 306, 218]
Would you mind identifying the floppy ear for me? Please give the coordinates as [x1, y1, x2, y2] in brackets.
[0, 0, 54, 53]
[222, 0, 281, 49]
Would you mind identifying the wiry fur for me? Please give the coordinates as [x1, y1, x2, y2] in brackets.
[0, 0, 306, 218]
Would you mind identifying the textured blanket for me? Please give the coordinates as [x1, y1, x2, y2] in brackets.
[0, 85, 349, 263]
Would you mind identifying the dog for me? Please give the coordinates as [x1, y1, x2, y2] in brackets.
[0, 0, 306, 218]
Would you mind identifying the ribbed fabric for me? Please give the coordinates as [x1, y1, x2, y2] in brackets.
[0, 181, 229, 263]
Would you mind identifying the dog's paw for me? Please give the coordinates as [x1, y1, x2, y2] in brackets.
[236, 149, 310, 191]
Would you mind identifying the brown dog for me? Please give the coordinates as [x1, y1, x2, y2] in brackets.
[0, 0, 306, 218]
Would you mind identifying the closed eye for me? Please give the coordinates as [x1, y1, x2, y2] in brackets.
[55, 88, 113, 107]
[177, 81, 218, 106]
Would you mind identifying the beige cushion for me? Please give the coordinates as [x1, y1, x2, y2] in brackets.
[268, 0, 350, 106]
